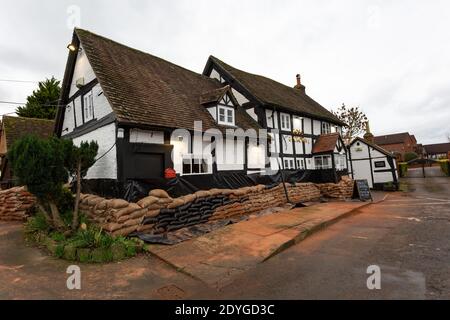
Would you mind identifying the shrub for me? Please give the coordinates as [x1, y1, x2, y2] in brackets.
[25, 218, 140, 263]
[25, 212, 50, 234]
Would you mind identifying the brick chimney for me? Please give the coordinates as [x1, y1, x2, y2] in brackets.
[294, 74, 306, 93]
[363, 121, 374, 143]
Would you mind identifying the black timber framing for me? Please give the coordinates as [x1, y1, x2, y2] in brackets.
[62, 112, 116, 139]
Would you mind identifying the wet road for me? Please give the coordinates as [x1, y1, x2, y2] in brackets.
[193, 172, 450, 299]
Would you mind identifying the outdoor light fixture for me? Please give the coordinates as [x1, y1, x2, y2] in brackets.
[178, 136, 184, 142]
[117, 128, 125, 139]
[67, 43, 77, 52]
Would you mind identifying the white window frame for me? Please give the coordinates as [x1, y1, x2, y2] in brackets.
[218, 105, 235, 126]
[314, 155, 332, 169]
[83, 90, 94, 122]
[322, 122, 331, 134]
[296, 158, 305, 170]
[280, 113, 291, 131]
[283, 157, 295, 170]
[181, 155, 210, 175]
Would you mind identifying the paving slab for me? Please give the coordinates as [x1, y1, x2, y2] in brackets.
[147, 199, 382, 288]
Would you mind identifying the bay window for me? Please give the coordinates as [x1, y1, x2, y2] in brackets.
[314, 155, 332, 169]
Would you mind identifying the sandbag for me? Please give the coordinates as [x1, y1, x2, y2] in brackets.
[137, 196, 159, 208]
[113, 203, 142, 219]
[149, 189, 171, 199]
[109, 199, 130, 209]
[167, 198, 185, 209]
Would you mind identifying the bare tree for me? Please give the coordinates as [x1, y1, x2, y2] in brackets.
[333, 103, 368, 143]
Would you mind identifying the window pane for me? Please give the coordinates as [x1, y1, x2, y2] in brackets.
[227, 110, 233, 123]
[192, 158, 201, 174]
[290, 160, 294, 168]
[183, 159, 191, 174]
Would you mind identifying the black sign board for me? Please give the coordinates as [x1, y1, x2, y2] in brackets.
[353, 179, 373, 202]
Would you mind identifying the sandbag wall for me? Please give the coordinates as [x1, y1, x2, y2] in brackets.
[315, 176, 354, 199]
[79, 182, 325, 237]
[0, 187, 36, 222]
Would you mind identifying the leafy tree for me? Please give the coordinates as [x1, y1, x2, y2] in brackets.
[8, 135, 98, 231]
[333, 104, 368, 143]
[64, 141, 99, 231]
[404, 152, 419, 162]
[16, 77, 61, 120]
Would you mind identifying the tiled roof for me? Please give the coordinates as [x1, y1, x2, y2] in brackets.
[72, 29, 260, 132]
[424, 143, 450, 154]
[312, 133, 340, 154]
[205, 56, 346, 126]
[1, 116, 55, 149]
[373, 132, 411, 145]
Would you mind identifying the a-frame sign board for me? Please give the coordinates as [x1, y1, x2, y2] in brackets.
[353, 179, 373, 202]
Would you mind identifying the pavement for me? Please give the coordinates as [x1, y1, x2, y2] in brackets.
[146, 193, 386, 288]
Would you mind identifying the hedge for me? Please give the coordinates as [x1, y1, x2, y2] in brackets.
[439, 160, 450, 176]
[399, 162, 408, 178]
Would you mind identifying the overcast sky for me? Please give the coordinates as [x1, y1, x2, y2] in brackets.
[1, 0, 449, 144]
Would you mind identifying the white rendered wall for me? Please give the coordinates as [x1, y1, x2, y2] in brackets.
[72, 123, 117, 180]
[69, 45, 96, 97]
[313, 120, 321, 135]
[130, 129, 164, 144]
[62, 48, 114, 136]
[303, 117, 312, 134]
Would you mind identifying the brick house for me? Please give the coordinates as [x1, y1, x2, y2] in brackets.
[424, 143, 450, 159]
[373, 132, 419, 162]
[0, 116, 55, 189]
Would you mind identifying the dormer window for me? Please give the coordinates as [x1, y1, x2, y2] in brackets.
[218, 105, 235, 126]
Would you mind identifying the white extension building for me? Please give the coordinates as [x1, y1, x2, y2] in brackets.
[348, 137, 398, 189]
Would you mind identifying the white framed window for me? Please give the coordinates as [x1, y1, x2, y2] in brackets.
[182, 155, 210, 175]
[218, 106, 235, 126]
[335, 154, 347, 170]
[280, 113, 291, 131]
[283, 158, 295, 170]
[83, 90, 94, 122]
[296, 158, 305, 170]
[314, 155, 332, 169]
[322, 122, 331, 134]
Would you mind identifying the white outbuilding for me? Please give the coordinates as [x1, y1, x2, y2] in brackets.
[347, 137, 398, 189]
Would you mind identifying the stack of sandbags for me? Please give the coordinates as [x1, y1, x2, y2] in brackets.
[0, 187, 36, 221]
[316, 177, 354, 199]
[288, 183, 321, 203]
[141, 190, 231, 234]
[79, 180, 352, 237]
[79, 189, 174, 237]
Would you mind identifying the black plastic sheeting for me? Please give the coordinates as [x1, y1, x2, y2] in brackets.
[81, 169, 348, 202]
